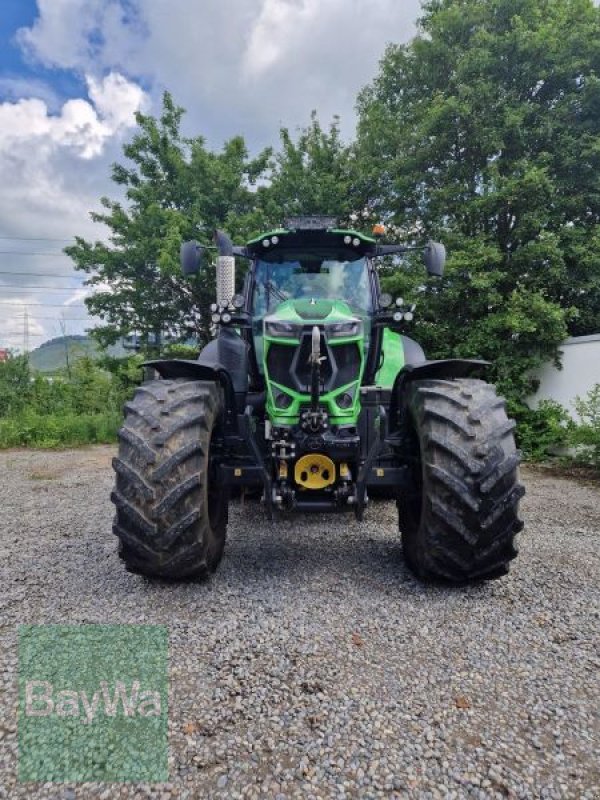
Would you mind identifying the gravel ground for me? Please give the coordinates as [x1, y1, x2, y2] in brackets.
[0, 446, 599, 800]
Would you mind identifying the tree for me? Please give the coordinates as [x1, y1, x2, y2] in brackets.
[67, 99, 361, 350]
[259, 112, 359, 223]
[66, 93, 272, 349]
[356, 0, 600, 400]
[0, 354, 32, 417]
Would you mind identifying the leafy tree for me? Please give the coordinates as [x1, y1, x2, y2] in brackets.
[356, 0, 600, 399]
[66, 98, 360, 351]
[259, 112, 358, 223]
[66, 93, 272, 349]
[0, 354, 32, 417]
[66, 94, 360, 351]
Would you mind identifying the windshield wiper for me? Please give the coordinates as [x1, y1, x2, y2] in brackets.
[264, 280, 288, 309]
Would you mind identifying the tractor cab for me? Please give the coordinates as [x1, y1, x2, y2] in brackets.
[244, 223, 378, 408]
[240, 223, 374, 427]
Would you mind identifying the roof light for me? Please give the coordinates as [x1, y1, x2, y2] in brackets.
[271, 236, 279, 245]
[211, 313, 221, 324]
[221, 312, 232, 324]
[344, 235, 352, 244]
[352, 238, 360, 247]
[393, 311, 403, 322]
[284, 215, 338, 230]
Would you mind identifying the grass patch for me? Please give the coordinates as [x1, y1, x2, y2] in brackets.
[0, 412, 121, 449]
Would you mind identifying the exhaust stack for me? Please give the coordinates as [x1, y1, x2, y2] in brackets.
[214, 230, 235, 307]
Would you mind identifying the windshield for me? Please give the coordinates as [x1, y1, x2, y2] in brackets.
[252, 255, 373, 317]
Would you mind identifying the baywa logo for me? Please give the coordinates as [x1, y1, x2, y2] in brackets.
[19, 624, 168, 783]
[25, 679, 162, 724]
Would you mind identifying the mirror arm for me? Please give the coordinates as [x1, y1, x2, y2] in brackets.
[232, 246, 251, 259]
[375, 244, 413, 256]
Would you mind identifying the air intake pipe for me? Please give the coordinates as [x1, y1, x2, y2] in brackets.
[214, 229, 235, 308]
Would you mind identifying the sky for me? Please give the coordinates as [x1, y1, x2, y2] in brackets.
[0, 0, 420, 351]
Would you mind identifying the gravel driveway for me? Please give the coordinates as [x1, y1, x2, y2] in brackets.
[0, 446, 598, 799]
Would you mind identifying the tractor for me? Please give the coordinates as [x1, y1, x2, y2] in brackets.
[111, 216, 524, 582]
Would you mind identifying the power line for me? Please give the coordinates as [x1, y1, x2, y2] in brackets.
[0, 285, 93, 291]
[0, 235, 75, 242]
[2, 331, 47, 337]
[0, 250, 71, 257]
[0, 302, 89, 308]
[0, 271, 85, 279]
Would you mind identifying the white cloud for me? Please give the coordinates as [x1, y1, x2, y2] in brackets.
[0, 72, 145, 159]
[16, 0, 420, 147]
[0, 72, 146, 349]
[86, 72, 147, 134]
[243, 0, 322, 78]
[17, 0, 119, 71]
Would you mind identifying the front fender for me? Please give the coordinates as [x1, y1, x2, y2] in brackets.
[144, 358, 221, 382]
[143, 358, 238, 432]
[388, 359, 489, 435]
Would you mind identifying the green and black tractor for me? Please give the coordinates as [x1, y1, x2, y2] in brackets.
[111, 216, 524, 583]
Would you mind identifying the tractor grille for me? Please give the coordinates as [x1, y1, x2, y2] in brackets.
[294, 333, 333, 389]
[266, 331, 361, 394]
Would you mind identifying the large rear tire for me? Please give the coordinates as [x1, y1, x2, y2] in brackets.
[398, 378, 524, 582]
[111, 379, 228, 579]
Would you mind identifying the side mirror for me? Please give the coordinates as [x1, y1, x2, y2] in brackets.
[180, 240, 204, 275]
[423, 241, 445, 277]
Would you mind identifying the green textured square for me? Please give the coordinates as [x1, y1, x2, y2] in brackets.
[18, 624, 168, 783]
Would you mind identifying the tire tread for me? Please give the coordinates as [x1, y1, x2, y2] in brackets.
[111, 378, 227, 579]
[398, 378, 524, 582]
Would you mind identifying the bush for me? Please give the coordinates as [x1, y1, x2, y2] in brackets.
[0, 353, 139, 448]
[570, 384, 600, 470]
[511, 399, 572, 462]
[0, 412, 121, 448]
[0, 355, 32, 417]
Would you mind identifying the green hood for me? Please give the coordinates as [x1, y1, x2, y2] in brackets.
[266, 298, 358, 325]
[262, 297, 366, 426]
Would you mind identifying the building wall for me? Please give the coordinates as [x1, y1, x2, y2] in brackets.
[528, 334, 600, 418]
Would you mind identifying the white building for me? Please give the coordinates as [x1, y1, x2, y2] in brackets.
[528, 333, 600, 418]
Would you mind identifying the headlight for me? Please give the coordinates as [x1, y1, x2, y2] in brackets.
[326, 321, 361, 338]
[264, 320, 302, 338]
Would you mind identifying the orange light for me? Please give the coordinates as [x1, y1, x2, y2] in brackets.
[372, 224, 385, 236]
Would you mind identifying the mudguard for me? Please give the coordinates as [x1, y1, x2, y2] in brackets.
[387, 359, 489, 435]
[143, 358, 239, 432]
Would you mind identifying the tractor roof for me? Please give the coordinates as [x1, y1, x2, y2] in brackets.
[246, 216, 376, 258]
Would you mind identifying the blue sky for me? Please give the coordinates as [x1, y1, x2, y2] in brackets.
[0, 1, 36, 70]
[0, 0, 83, 106]
[0, 0, 419, 350]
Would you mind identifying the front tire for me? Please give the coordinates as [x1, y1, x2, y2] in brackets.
[111, 379, 228, 579]
[398, 378, 524, 582]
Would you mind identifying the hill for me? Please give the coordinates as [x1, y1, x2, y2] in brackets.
[28, 335, 125, 372]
